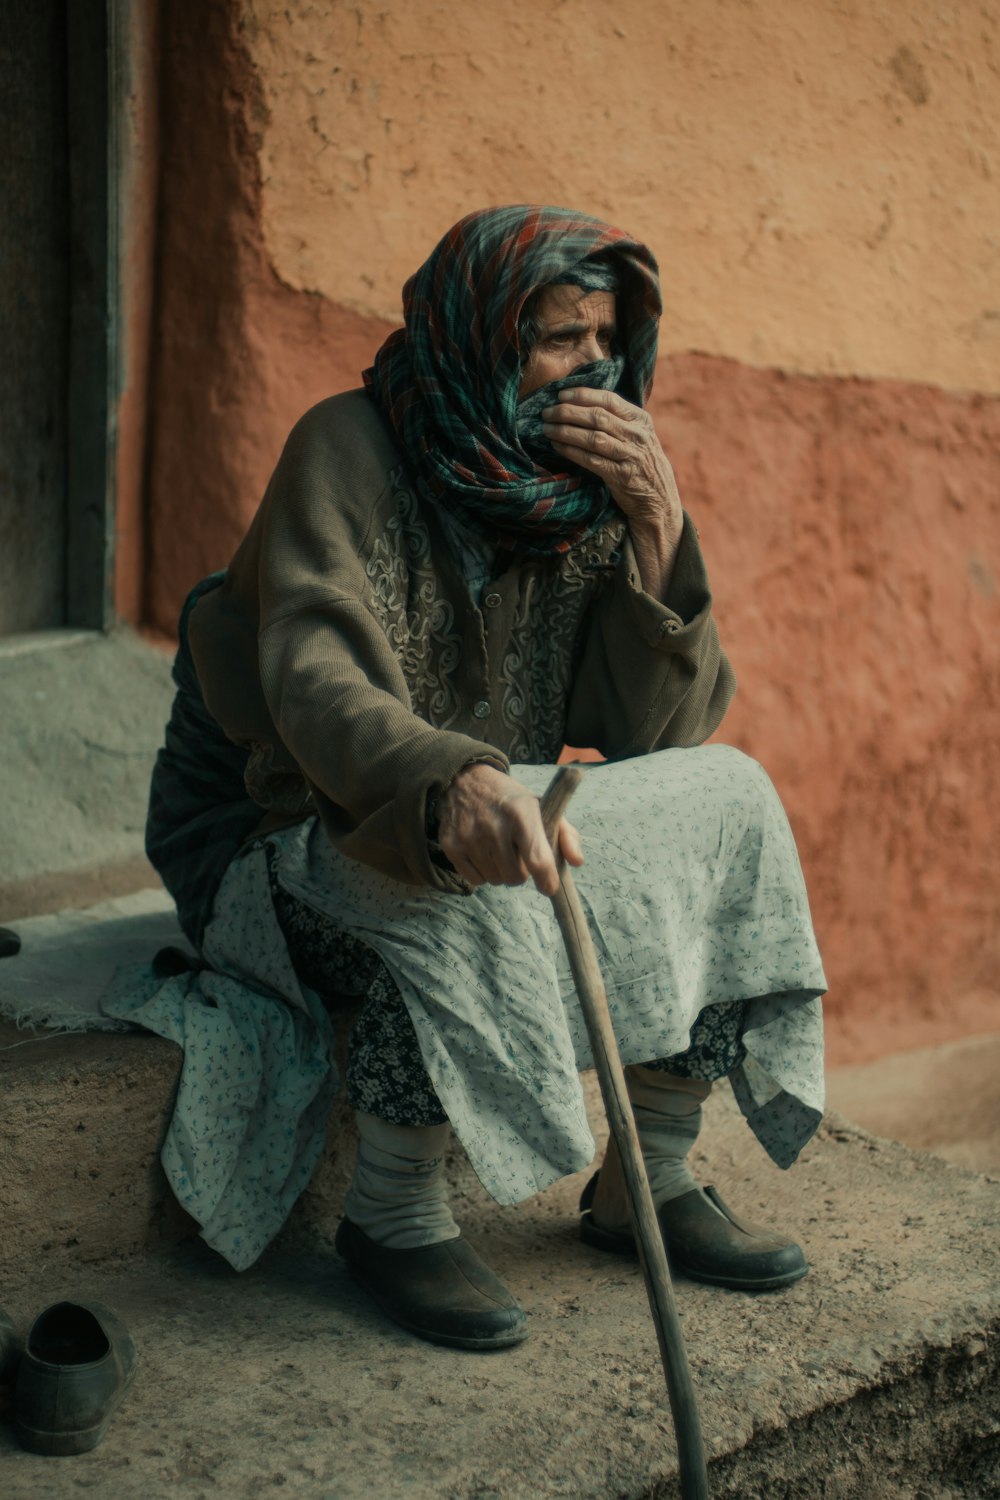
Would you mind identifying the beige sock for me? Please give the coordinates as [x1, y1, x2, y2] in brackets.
[343, 1111, 461, 1250]
[589, 1068, 712, 1232]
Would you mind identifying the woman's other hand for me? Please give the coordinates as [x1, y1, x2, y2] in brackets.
[436, 764, 583, 897]
[542, 387, 683, 598]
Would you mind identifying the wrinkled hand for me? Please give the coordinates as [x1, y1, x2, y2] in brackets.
[542, 387, 680, 527]
[543, 387, 684, 596]
[437, 764, 583, 897]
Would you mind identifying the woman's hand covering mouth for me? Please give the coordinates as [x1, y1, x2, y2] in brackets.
[542, 384, 685, 596]
[515, 356, 625, 465]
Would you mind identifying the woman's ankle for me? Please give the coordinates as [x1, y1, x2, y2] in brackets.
[589, 1068, 712, 1228]
[343, 1113, 461, 1249]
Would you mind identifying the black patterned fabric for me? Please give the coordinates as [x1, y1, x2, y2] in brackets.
[266, 848, 447, 1125]
[265, 847, 746, 1125]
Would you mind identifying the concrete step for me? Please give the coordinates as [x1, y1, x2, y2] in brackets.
[1, 1091, 998, 1497]
[0, 891, 195, 1274]
[2, 898, 999, 1496]
[0, 1018, 189, 1274]
[0, 629, 174, 922]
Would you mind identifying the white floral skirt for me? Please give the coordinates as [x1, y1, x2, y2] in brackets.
[105, 745, 826, 1269]
[272, 745, 827, 1201]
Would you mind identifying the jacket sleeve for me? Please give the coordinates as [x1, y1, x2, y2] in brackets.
[247, 403, 508, 890]
[564, 512, 736, 756]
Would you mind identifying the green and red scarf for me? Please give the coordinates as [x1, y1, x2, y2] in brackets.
[363, 205, 662, 553]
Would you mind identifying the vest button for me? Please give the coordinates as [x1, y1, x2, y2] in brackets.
[483, 591, 502, 608]
[473, 700, 491, 719]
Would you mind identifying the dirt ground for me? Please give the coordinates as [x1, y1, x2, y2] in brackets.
[825, 1031, 1000, 1176]
[2, 1076, 999, 1500]
[2, 886, 998, 1497]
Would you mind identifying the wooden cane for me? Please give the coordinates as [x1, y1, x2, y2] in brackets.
[539, 765, 709, 1500]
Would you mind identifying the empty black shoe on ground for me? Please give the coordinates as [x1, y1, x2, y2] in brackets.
[15, 1301, 137, 1456]
[579, 1174, 809, 1291]
[335, 1217, 529, 1349]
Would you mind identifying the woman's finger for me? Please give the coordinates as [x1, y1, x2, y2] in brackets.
[440, 837, 488, 888]
[542, 399, 622, 433]
[498, 802, 545, 887]
[558, 817, 585, 868]
[542, 421, 631, 461]
[548, 438, 622, 484]
[552, 386, 642, 418]
[498, 851, 532, 886]
[483, 838, 528, 887]
[451, 857, 485, 888]
[447, 823, 528, 889]
[517, 812, 562, 897]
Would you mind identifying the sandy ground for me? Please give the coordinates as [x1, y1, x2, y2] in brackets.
[2, 893, 998, 1496]
[826, 1031, 1000, 1177]
[2, 1082, 999, 1500]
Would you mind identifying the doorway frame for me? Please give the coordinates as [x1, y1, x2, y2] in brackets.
[64, 0, 127, 632]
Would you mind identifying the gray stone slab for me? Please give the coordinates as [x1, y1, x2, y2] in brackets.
[0, 887, 188, 1030]
[0, 628, 174, 919]
[1, 1074, 998, 1498]
[1, 897, 997, 1495]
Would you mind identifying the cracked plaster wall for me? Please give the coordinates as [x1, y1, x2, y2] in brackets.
[143, 0, 1000, 1056]
[244, 0, 1000, 394]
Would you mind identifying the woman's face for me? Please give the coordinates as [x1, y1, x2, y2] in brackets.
[517, 284, 618, 399]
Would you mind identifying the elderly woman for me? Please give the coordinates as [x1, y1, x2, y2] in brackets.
[145, 205, 825, 1350]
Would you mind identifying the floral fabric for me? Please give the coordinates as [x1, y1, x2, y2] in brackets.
[267, 844, 747, 1126]
[272, 746, 826, 1202]
[106, 745, 826, 1269]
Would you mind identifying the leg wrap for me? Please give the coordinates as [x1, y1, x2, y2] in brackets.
[343, 1111, 460, 1250]
[590, 1068, 712, 1232]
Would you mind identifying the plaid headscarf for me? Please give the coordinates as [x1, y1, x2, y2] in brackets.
[363, 205, 662, 553]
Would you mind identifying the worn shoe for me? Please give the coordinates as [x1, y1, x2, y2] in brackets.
[335, 1218, 529, 1350]
[15, 1301, 137, 1455]
[579, 1174, 808, 1291]
[0, 1309, 21, 1419]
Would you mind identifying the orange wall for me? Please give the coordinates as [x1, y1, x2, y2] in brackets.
[141, 0, 1000, 1062]
[245, 0, 1000, 395]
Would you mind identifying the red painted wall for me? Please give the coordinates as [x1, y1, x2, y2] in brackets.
[139, 0, 1000, 1063]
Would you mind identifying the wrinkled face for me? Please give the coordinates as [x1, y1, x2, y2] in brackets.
[517, 285, 618, 399]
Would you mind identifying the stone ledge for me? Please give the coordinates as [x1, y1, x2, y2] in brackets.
[0, 627, 173, 922]
[2, 895, 998, 1495]
[0, 1018, 189, 1275]
[0, 1093, 997, 1498]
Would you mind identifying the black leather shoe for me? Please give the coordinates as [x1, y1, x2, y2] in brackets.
[579, 1173, 808, 1291]
[0, 1309, 21, 1419]
[335, 1218, 529, 1349]
[15, 1301, 137, 1455]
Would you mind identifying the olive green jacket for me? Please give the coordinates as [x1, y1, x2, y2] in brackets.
[188, 390, 735, 892]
